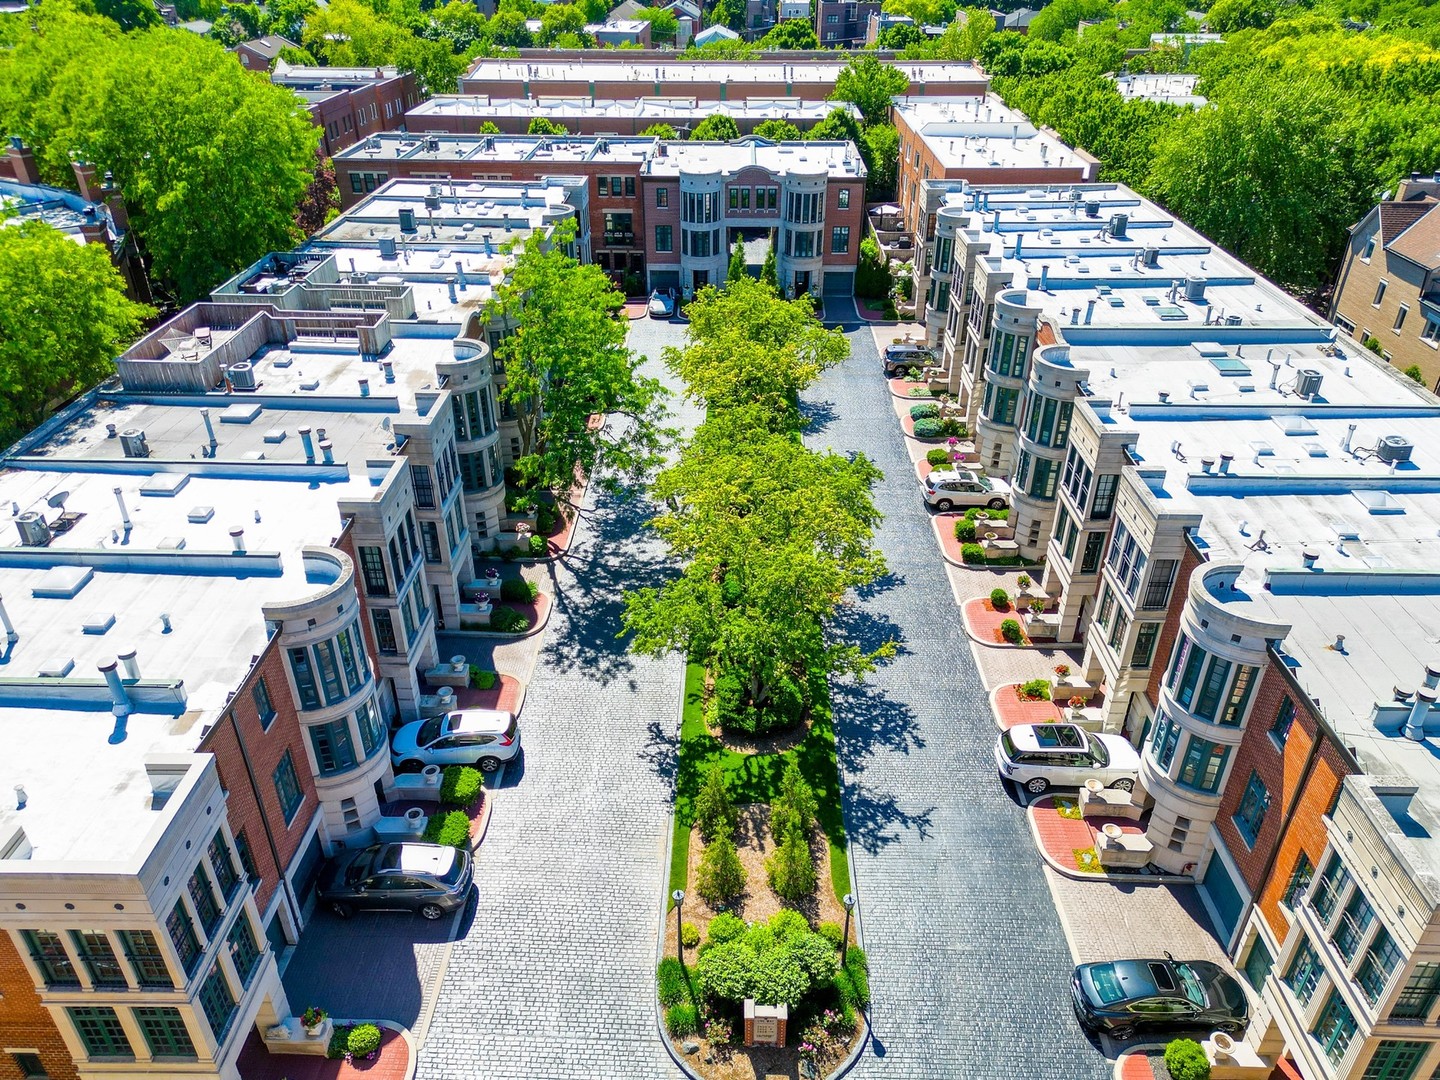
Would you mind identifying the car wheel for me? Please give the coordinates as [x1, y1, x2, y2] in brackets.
[987, 498, 1007, 509]
[935, 498, 953, 512]
[1024, 776, 1050, 795]
[1109, 1025, 1136, 1042]
[1111, 778, 1135, 793]
[477, 756, 501, 773]
[419, 903, 446, 921]
[329, 901, 354, 919]
[1217, 1021, 1243, 1035]
[394, 759, 423, 774]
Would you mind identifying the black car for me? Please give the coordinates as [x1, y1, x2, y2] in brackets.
[317, 842, 472, 921]
[1071, 958, 1249, 1040]
[883, 343, 936, 377]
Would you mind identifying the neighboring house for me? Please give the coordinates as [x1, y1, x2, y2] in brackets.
[692, 23, 740, 44]
[408, 94, 862, 136]
[585, 18, 653, 45]
[270, 61, 422, 158]
[814, 0, 881, 46]
[1331, 173, 1440, 392]
[235, 35, 297, 71]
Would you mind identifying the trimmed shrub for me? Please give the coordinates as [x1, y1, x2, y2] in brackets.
[439, 766, 482, 808]
[347, 1023, 382, 1057]
[767, 819, 816, 901]
[706, 911, 747, 945]
[909, 403, 940, 420]
[1000, 619, 1024, 644]
[423, 810, 471, 850]
[989, 588, 1010, 610]
[535, 503, 558, 534]
[696, 834, 747, 904]
[500, 577, 540, 603]
[818, 921, 844, 948]
[771, 759, 817, 838]
[528, 533, 548, 557]
[955, 520, 977, 543]
[912, 418, 942, 439]
[845, 946, 871, 1007]
[926, 448, 953, 467]
[657, 957, 690, 1007]
[833, 966, 858, 1008]
[1364, 335, 1383, 354]
[1164, 1038, 1210, 1080]
[1405, 363, 1425, 384]
[939, 418, 967, 438]
[664, 1003, 699, 1037]
[964, 506, 1009, 522]
[1018, 679, 1051, 701]
[694, 760, 736, 842]
[750, 949, 808, 1007]
[696, 940, 757, 1001]
[961, 542, 987, 564]
[768, 909, 810, 943]
[680, 922, 700, 948]
[469, 665, 497, 690]
[490, 607, 530, 633]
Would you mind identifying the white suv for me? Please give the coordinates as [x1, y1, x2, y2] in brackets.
[994, 723, 1140, 795]
[922, 469, 1011, 512]
[391, 709, 521, 773]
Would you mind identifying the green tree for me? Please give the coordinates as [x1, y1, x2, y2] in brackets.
[694, 761, 736, 842]
[882, 0, 957, 25]
[856, 236, 893, 298]
[639, 122, 679, 138]
[727, 237, 747, 283]
[482, 8, 536, 46]
[691, 113, 742, 140]
[527, 116, 568, 135]
[488, 220, 670, 494]
[709, 0, 747, 30]
[864, 122, 899, 201]
[303, 0, 465, 91]
[878, 20, 926, 49]
[1026, 0, 1113, 40]
[696, 833, 747, 904]
[478, 120, 502, 134]
[830, 55, 910, 126]
[265, 0, 317, 40]
[538, 3, 592, 44]
[772, 759, 817, 836]
[767, 819, 817, 901]
[760, 18, 819, 47]
[761, 238, 779, 289]
[95, 0, 162, 31]
[0, 222, 152, 446]
[754, 118, 803, 141]
[634, 4, 679, 42]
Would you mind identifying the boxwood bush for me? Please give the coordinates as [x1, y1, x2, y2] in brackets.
[490, 607, 530, 634]
[468, 665, 498, 690]
[1164, 1038, 1210, 1080]
[1000, 619, 1024, 644]
[989, 588, 1009, 610]
[440, 765, 482, 808]
[955, 520, 977, 542]
[912, 418, 943, 439]
[347, 1023, 382, 1057]
[527, 534, 548, 557]
[909, 403, 941, 420]
[964, 506, 1009, 522]
[926, 448, 953, 467]
[500, 577, 540, 603]
[423, 809, 471, 849]
[961, 542, 987, 564]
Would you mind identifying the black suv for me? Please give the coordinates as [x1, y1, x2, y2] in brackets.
[317, 842, 473, 920]
[883, 343, 936, 377]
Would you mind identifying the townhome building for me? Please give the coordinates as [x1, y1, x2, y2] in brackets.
[268, 62, 422, 158]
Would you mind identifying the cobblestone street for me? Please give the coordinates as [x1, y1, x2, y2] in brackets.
[803, 328, 1110, 1079]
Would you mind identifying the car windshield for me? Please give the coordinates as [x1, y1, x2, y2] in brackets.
[975, 475, 992, 490]
[1000, 731, 1017, 759]
[416, 716, 444, 746]
[1176, 964, 1208, 1007]
[1089, 964, 1127, 1004]
[344, 850, 377, 885]
[1089, 736, 1110, 767]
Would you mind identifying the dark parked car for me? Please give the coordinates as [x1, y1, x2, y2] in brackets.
[1072, 958, 1249, 1040]
[883, 343, 936, 377]
[317, 842, 472, 921]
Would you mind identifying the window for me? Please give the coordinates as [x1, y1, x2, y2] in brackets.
[67, 1008, 132, 1060]
[1286, 940, 1322, 1006]
[287, 647, 320, 711]
[135, 1008, 196, 1060]
[1243, 936, 1273, 991]
[198, 965, 237, 1043]
[1080, 532, 1105, 574]
[208, 831, 240, 901]
[656, 187, 668, 208]
[11, 1053, 46, 1078]
[1312, 853, 1351, 922]
[831, 226, 850, 254]
[1062, 447, 1093, 509]
[188, 863, 221, 936]
[1375, 281, 1388, 306]
[1142, 560, 1178, 610]
[1357, 928, 1404, 1005]
[372, 609, 398, 655]
[1282, 853, 1314, 909]
[1174, 638, 1207, 709]
[166, 902, 202, 977]
[358, 546, 389, 596]
[1131, 623, 1160, 668]
[1177, 736, 1229, 793]
[1150, 710, 1181, 770]
[273, 750, 304, 825]
[1390, 962, 1440, 1021]
[1423, 317, 1440, 344]
[313, 639, 344, 705]
[1234, 771, 1270, 847]
[1395, 304, 1409, 332]
[1361, 1041, 1429, 1080]
[655, 225, 673, 253]
[624, 176, 635, 197]
[1107, 607, 1129, 653]
[1091, 474, 1119, 518]
[1362, 235, 1376, 261]
[1332, 888, 1376, 961]
[1194, 656, 1233, 721]
[411, 464, 434, 508]
[310, 717, 357, 776]
[597, 176, 609, 196]
[118, 930, 173, 989]
[356, 699, 386, 758]
[421, 520, 441, 564]
[226, 916, 262, 988]
[1311, 991, 1358, 1065]
[1271, 696, 1297, 746]
[251, 677, 275, 730]
[1221, 664, 1257, 726]
[838, 188, 850, 209]
[22, 930, 78, 987]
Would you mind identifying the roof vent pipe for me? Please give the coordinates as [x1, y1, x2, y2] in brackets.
[1406, 687, 1436, 741]
[201, 408, 218, 450]
[1426, 664, 1440, 690]
[1342, 423, 1357, 454]
[1085, 299, 1096, 325]
[118, 648, 139, 682]
[299, 426, 315, 463]
[113, 487, 131, 529]
[13, 784, 24, 810]
[1302, 550, 1319, 569]
[0, 593, 16, 643]
[1200, 458, 1214, 474]
[99, 659, 131, 718]
[230, 527, 245, 553]
[359, 377, 370, 397]
[1218, 453, 1233, 474]
[320, 440, 335, 465]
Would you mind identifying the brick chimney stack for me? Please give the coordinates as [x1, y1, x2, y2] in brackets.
[78, 205, 107, 247]
[4, 136, 40, 185]
[101, 170, 129, 232]
[72, 158, 102, 202]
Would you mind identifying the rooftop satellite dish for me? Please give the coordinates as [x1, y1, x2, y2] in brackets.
[47, 491, 70, 510]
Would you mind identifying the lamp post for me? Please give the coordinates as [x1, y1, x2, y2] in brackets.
[672, 889, 686, 961]
[840, 892, 855, 955]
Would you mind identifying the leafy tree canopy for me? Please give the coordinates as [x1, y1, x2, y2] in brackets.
[754, 118, 803, 141]
[830, 54, 909, 126]
[760, 17, 818, 47]
[691, 113, 742, 140]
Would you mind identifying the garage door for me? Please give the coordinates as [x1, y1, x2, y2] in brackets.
[1202, 850, 1245, 939]
[649, 270, 680, 290]
[822, 271, 854, 295]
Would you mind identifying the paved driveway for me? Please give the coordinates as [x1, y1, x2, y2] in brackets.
[413, 317, 696, 1080]
[804, 328, 1111, 1079]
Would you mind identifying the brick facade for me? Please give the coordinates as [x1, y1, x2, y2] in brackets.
[0, 932, 76, 1080]
[1143, 541, 1204, 709]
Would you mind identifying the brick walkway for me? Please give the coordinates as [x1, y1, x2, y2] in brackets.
[1116, 1049, 1162, 1080]
[237, 1027, 409, 1080]
[993, 685, 1066, 728]
[1030, 795, 1145, 878]
[963, 596, 1033, 645]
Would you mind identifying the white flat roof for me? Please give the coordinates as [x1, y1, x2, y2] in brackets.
[895, 97, 1090, 173]
[461, 56, 987, 87]
[642, 139, 866, 179]
[409, 95, 861, 124]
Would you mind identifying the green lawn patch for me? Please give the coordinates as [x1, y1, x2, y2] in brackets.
[670, 661, 851, 907]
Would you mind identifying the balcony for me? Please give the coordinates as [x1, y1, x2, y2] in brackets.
[602, 230, 635, 247]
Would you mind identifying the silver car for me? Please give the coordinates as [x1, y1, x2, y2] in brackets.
[922, 468, 1011, 512]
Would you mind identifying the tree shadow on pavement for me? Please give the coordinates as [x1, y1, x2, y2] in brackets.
[840, 779, 936, 856]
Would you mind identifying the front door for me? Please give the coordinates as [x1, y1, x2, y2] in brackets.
[794, 270, 811, 295]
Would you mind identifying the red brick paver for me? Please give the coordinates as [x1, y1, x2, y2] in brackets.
[1117, 1049, 1160, 1080]
[1029, 796, 1145, 877]
[994, 685, 1065, 728]
[963, 597, 1031, 645]
[447, 673, 523, 714]
[236, 1026, 408, 1080]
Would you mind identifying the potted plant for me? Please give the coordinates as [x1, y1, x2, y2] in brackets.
[973, 510, 990, 524]
[1029, 598, 1046, 617]
[1068, 695, 1087, 720]
[1054, 663, 1071, 679]
[301, 1006, 327, 1036]
[1017, 573, 1032, 590]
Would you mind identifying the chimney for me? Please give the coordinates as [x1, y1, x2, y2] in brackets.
[102, 171, 129, 231]
[299, 426, 315, 463]
[1406, 687, 1436, 741]
[113, 486, 131, 529]
[118, 648, 140, 682]
[0, 592, 16, 643]
[230, 527, 245, 553]
[98, 659, 132, 717]
[320, 440, 335, 465]
[78, 205, 106, 246]
[1218, 453, 1233, 474]
[72, 159, 102, 203]
[5, 136, 39, 185]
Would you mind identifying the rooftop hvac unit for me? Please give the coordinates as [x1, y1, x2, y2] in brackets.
[1184, 276, 1208, 302]
[119, 429, 149, 458]
[378, 235, 398, 258]
[398, 206, 417, 233]
[1295, 368, 1323, 399]
[1143, 247, 1159, 267]
[424, 185, 442, 211]
[1107, 213, 1128, 238]
[1225, 314, 1243, 326]
[1377, 434, 1414, 463]
[1084, 200, 1101, 218]
[15, 511, 51, 548]
[229, 362, 256, 391]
